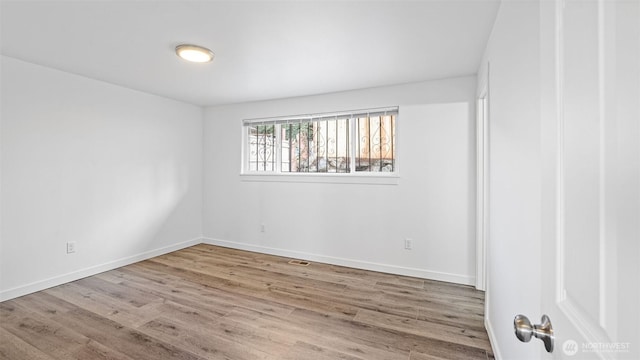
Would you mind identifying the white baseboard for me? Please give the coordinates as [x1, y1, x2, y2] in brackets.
[485, 316, 502, 360]
[202, 237, 475, 286]
[0, 237, 202, 302]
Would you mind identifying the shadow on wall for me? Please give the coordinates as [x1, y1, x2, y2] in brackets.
[89, 158, 191, 257]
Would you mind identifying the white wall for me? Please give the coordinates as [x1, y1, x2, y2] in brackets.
[477, 2, 542, 359]
[0, 56, 203, 301]
[203, 77, 477, 284]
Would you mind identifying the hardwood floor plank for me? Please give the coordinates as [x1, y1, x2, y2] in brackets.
[264, 286, 360, 319]
[0, 327, 56, 360]
[353, 308, 492, 351]
[409, 350, 449, 360]
[68, 340, 135, 360]
[73, 275, 164, 308]
[220, 307, 410, 360]
[44, 283, 162, 328]
[137, 259, 295, 316]
[268, 282, 417, 319]
[0, 244, 492, 359]
[415, 307, 486, 333]
[0, 304, 91, 358]
[379, 291, 484, 319]
[138, 316, 278, 360]
[99, 268, 238, 318]
[285, 307, 489, 359]
[47, 307, 206, 360]
[377, 281, 484, 303]
[281, 341, 367, 360]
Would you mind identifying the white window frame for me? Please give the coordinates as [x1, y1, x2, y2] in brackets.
[240, 107, 399, 185]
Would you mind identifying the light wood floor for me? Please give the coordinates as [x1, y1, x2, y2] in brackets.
[0, 244, 494, 360]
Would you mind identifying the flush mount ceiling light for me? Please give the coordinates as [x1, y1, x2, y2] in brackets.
[175, 44, 214, 63]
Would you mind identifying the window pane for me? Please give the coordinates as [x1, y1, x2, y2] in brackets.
[248, 125, 275, 172]
[356, 115, 395, 172]
[280, 119, 350, 173]
[281, 122, 313, 172]
[315, 120, 327, 172]
[335, 118, 350, 173]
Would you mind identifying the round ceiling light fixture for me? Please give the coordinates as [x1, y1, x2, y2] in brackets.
[175, 44, 214, 63]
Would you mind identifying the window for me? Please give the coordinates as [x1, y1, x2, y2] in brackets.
[243, 107, 397, 175]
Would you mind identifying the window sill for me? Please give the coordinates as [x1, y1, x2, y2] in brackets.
[239, 173, 399, 185]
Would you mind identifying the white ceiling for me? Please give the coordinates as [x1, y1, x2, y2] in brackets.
[1, 1, 500, 107]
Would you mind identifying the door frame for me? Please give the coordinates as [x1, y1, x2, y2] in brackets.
[476, 64, 490, 292]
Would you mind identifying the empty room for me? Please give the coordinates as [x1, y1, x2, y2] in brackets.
[1, 1, 638, 359]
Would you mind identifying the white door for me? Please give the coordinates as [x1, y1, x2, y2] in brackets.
[535, 0, 640, 359]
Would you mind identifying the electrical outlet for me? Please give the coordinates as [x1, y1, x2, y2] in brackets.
[260, 224, 266, 233]
[66, 241, 76, 254]
[404, 238, 412, 250]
